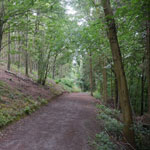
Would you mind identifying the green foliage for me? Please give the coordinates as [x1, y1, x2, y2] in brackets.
[97, 105, 120, 118]
[0, 110, 12, 127]
[96, 104, 150, 149]
[94, 105, 124, 149]
[55, 78, 81, 92]
[56, 78, 74, 88]
[93, 91, 101, 99]
[39, 98, 48, 105]
[134, 123, 150, 150]
[97, 105, 123, 135]
[93, 131, 117, 150]
[24, 106, 32, 115]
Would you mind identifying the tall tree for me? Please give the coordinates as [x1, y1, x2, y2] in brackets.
[101, 0, 135, 146]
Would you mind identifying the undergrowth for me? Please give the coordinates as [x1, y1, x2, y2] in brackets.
[0, 81, 49, 128]
[94, 104, 150, 150]
[93, 91, 101, 99]
[55, 78, 81, 92]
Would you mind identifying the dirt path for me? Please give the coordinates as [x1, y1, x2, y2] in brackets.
[0, 93, 101, 150]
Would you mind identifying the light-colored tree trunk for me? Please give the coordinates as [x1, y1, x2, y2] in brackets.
[17, 32, 21, 69]
[102, 0, 135, 147]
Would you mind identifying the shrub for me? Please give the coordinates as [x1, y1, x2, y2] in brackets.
[134, 123, 150, 150]
[0, 110, 12, 127]
[93, 131, 117, 150]
[40, 98, 48, 105]
[93, 91, 101, 99]
[24, 106, 32, 115]
[97, 111, 123, 136]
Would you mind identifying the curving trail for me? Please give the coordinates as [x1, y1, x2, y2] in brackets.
[0, 93, 101, 150]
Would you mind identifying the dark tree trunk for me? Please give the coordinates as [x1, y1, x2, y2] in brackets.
[52, 53, 58, 79]
[146, 19, 150, 113]
[102, 0, 135, 147]
[0, 0, 4, 53]
[110, 69, 113, 98]
[141, 71, 145, 116]
[115, 74, 119, 109]
[0, 22, 3, 52]
[89, 51, 93, 96]
[7, 24, 11, 70]
[102, 60, 107, 102]
[25, 40, 29, 76]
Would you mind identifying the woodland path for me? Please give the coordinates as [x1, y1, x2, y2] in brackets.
[0, 93, 101, 150]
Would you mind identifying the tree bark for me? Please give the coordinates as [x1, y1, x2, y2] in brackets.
[42, 49, 51, 85]
[25, 14, 29, 77]
[7, 24, 11, 70]
[102, 0, 135, 146]
[141, 69, 145, 116]
[89, 50, 93, 96]
[0, 0, 4, 53]
[17, 32, 22, 69]
[114, 73, 119, 109]
[146, 19, 150, 113]
[0, 22, 3, 52]
[52, 52, 58, 79]
[102, 60, 107, 102]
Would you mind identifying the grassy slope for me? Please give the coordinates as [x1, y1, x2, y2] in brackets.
[0, 68, 65, 128]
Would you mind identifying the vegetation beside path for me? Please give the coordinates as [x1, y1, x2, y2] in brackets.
[92, 101, 150, 150]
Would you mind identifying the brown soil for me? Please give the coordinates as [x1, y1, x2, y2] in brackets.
[0, 93, 101, 150]
[0, 68, 64, 100]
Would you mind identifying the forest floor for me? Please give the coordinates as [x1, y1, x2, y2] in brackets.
[0, 93, 101, 150]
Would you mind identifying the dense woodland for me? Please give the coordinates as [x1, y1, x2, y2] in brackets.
[0, 0, 150, 149]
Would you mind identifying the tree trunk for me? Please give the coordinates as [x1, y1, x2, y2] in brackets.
[141, 70, 145, 116]
[114, 74, 119, 109]
[25, 39, 29, 76]
[25, 14, 29, 77]
[102, 60, 107, 102]
[52, 52, 58, 79]
[110, 68, 113, 98]
[0, 0, 4, 53]
[102, 0, 135, 146]
[7, 24, 11, 70]
[89, 51, 93, 96]
[17, 32, 21, 69]
[146, 19, 150, 113]
[42, 49, 51, 85]
[0, 22, 3, 53]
